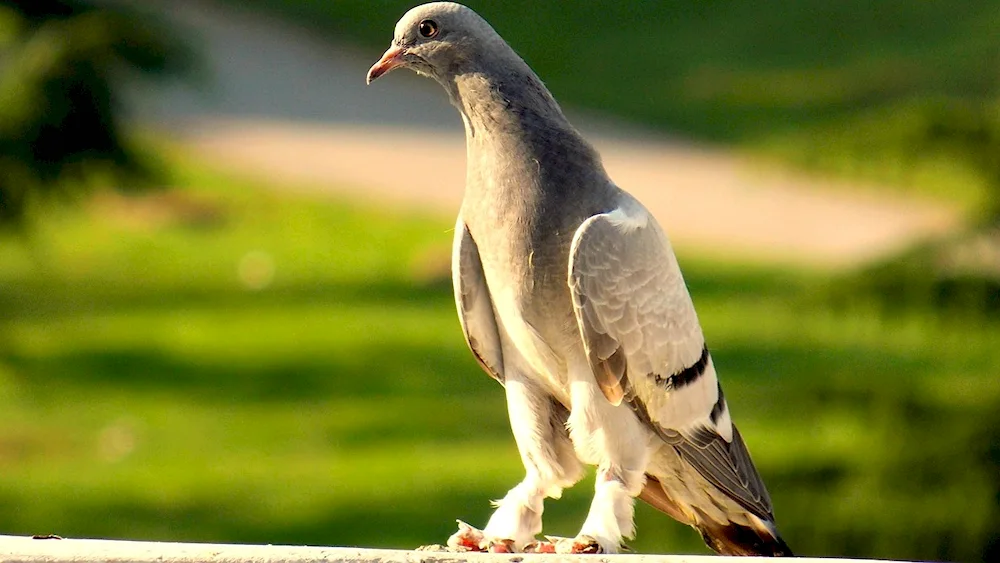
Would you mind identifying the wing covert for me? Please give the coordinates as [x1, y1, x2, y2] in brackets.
[453, 217, 505, 383]
[568, 201, 706, 409]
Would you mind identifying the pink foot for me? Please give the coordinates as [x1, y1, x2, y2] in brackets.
[542, 535, 604, 554]
[487, 539, 516, 553]
[446, 520, 486, 552]
[445, 520, 517, 552]
[523, 540, 557, 553]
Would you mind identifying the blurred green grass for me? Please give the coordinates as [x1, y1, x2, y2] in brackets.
[228, 0, 1000, 208]
[1, 153, 999, 561]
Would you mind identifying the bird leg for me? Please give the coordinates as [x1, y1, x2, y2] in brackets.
[562, 376, 650, 553]
[446, 377, 582, 551]
[521, 467, 642, 554]
[450, 476, 552, 551]
[574, 466, 640, 553]
[444, 477, 550, 552]
[445, 520, 516, 553]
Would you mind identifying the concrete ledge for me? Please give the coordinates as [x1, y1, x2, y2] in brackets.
[0, 535, 911, 563]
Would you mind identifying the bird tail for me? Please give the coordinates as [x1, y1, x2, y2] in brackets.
[639, 475, 793, 557]
[693, 514, 793, 557]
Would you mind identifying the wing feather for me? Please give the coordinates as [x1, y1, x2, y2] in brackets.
[453, 217, 504, 383]
[568, 198, 774, 521]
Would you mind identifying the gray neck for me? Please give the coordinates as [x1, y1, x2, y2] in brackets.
[448, 64, 566, 135]
[439, 55, 604, 209]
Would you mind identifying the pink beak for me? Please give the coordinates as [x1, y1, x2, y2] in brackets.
[366, 45, 406, 84]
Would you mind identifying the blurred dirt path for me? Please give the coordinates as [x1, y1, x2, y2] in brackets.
[131, 0, 960, 268]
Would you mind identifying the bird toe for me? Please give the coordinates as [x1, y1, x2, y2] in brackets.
[570, 535, 604, 554]
[486, 538, 516, 553]
[446, 520, 486, 552]
[523, 539, 557, 553]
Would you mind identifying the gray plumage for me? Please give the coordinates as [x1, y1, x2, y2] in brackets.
[366, 2, 791, 556]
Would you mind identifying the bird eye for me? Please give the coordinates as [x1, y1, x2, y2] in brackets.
[418, 19, 439, 38]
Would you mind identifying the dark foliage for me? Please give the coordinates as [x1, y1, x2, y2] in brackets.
[909, 99, 1000, 225]
[0, 0, 192, 226]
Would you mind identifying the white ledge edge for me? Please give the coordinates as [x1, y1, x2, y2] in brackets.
[0, 535, 913, 563]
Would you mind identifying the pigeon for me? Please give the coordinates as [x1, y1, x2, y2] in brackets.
[366, 2, 792, 556]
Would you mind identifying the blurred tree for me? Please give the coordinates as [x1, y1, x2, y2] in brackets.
[0, 0, 193, 227]
[913, 100, 1000, 225]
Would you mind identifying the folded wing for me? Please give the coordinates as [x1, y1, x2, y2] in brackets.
[568, 198, 774, 522]
[453, 217, 505, 383]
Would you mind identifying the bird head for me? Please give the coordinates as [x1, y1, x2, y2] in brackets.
[366, 2, 499, 85]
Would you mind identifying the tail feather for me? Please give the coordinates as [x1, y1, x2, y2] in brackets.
[638, 475, 691, 525]
[640, 473, 793, 557]
[695, 515, 793, 557]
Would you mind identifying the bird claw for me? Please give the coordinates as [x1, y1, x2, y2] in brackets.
[444, 520, 613, 554]
[535, 534, 606, 554]
[569, 535, 605, 554]
[446, 520, 485, 551]
[486, 538, 516, 553]
[445, 520, 516, 553]
[523, 540, 557, 553]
